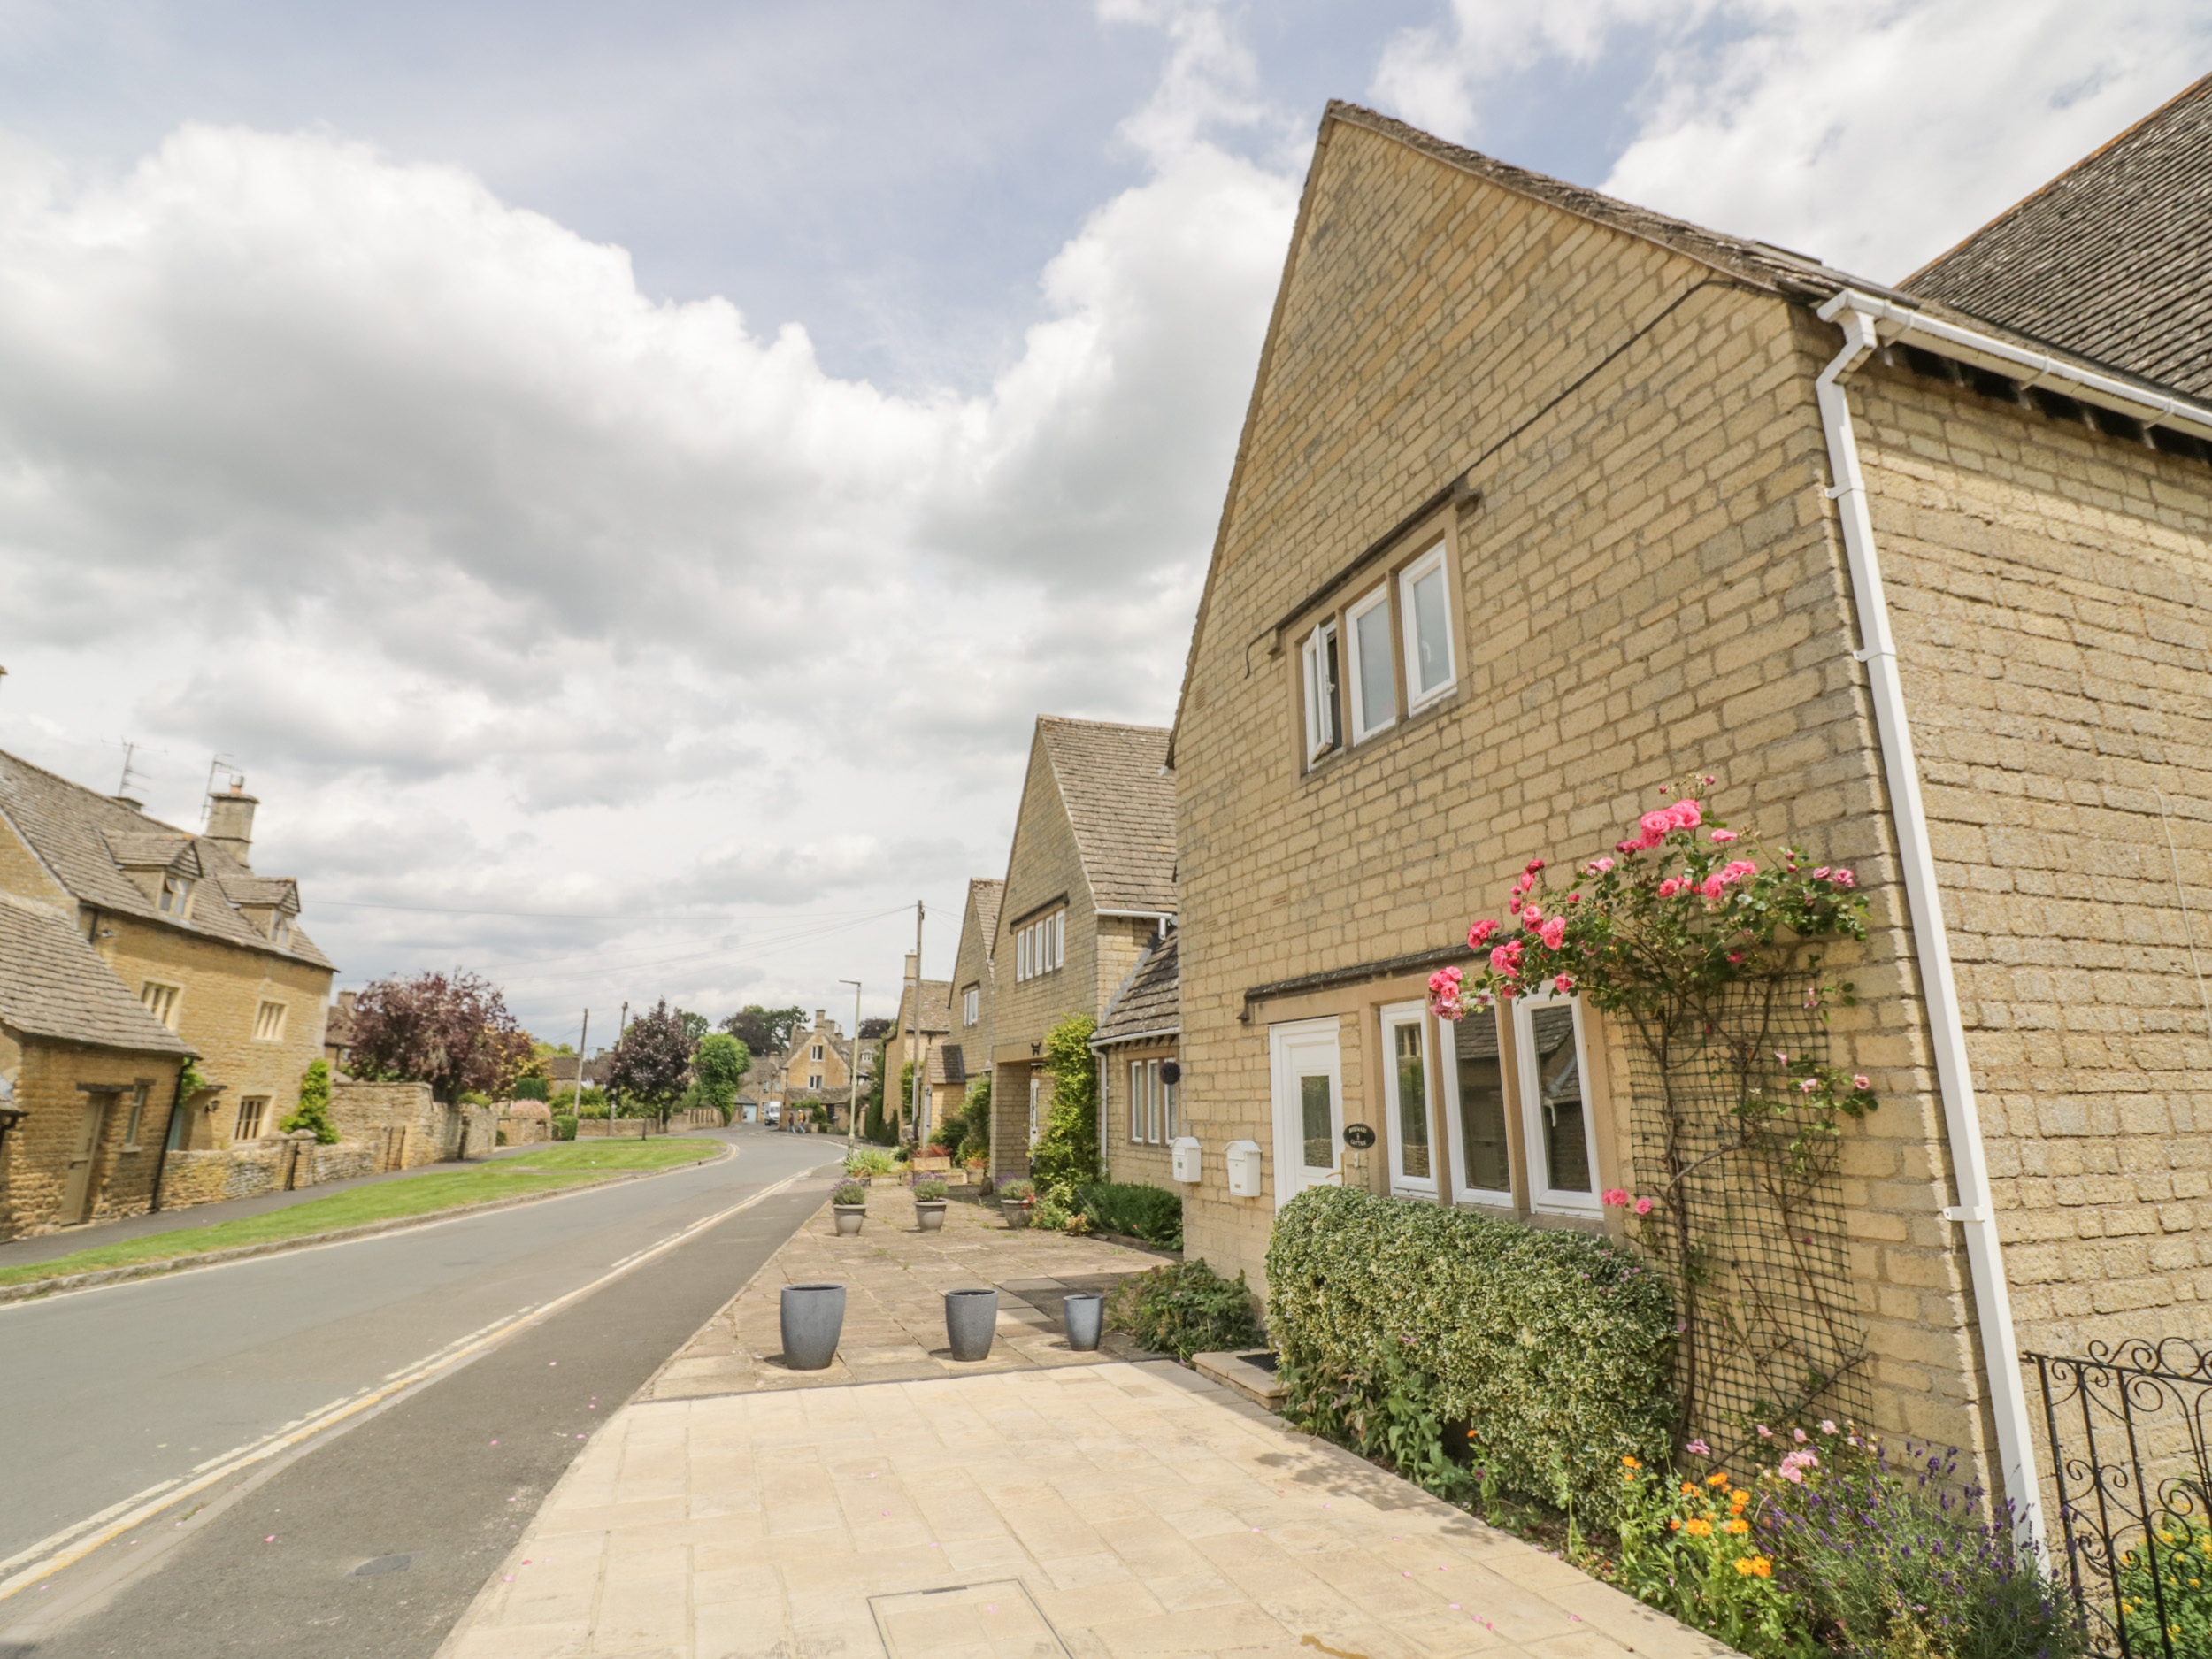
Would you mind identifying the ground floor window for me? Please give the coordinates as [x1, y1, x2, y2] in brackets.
[1027, 1071, 1041, 1147]
[1379, 1001, 1436, 1196]
[122, 1080, 149, 1149]
[234, 1096, 269, 1141]
[1512, 992, 1601, 1215]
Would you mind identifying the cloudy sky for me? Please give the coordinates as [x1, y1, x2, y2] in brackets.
[0, 0, 2203, 1042]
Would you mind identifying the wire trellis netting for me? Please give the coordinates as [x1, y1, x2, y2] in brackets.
[1623, 974, 1870, 1454]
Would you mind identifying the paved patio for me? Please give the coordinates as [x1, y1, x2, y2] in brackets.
[437, 1192, 1727, 1659]
[646, 1187, 1176, 1400]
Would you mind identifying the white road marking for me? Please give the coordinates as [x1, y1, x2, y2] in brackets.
[0, 1164, 818, 1603]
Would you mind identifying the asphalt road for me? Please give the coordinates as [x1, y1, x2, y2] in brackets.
[0, 1127, 840, 1658]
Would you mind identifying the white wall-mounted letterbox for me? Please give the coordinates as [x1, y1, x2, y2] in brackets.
[1171, 1135, 1202, 1184]
[1225, 1139, 1263, 1198]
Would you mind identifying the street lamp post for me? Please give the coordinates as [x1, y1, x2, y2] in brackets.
[837, 979, 862, 1153]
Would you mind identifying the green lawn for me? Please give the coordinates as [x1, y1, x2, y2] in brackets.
[0, 1137, 723, 1290]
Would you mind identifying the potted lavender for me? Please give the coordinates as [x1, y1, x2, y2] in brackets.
[913, 1177, 949, 1232]
[831, 1179, 869, 1236]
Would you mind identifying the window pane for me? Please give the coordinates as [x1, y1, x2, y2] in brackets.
[1455, 1017, 1511, 1192]
[1300, 1073, 1333, 1169]
[1355, 600, 1393, 732]
[1394, 1020, 1431, 1179]
[1131, 1063, 1142, 1141]
[1409, 564, 1452, 697]
[1528, 1004, 1593, 1193]
[1164, 1076, 1177, 1140]
[1147, 1060, 1161, 1142]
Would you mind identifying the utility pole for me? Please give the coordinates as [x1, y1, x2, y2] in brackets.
[838, 979, 862, 1152]
[908, 901, 925, 1146]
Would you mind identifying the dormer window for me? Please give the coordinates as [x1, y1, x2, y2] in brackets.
[271, 914, 294, 948]
[159, 874, 196, 917]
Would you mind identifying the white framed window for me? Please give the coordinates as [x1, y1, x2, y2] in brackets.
[1027, 1072, 1042, 1146]
[159, 874, 196, 917]
[1268, 1017, 1342, 1210]
[808, 1072, 822, 1089]
[963, 986, 979, 1025]
[1163, 1064, 1177, 1140]
[1397, 541, 1457, 711]
[810, 1043, 825, 1061]
[1344, 585, 1396, 741]
[1017, 927, 1029, 980]
[1300, 619, 1342, 763]
[123, 1081, 149, 1150]
[1441, 1006, 1515, 1206]
[1128, 1058, 1148, 1143]
[234, 1096, 268, 1141]
[271, 914, 294, 948]
[1015, 912, 1065, 981]
[1513, 992, 1601, 1215]
[253, 1000, 288, 1042]
[141, 981, 181, 1029]
[1379, 1001, 1438, 1197]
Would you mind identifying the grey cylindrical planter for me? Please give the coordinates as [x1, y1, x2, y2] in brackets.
[915, 1201, 947, 1233]
[1063, 1292, 1105, 1352]
[833, 1204, 866, 1236]
[944, 1288, 998, 1361]
[1001, 1200, 1033, 1230]
[780, 1283, 846, 1371]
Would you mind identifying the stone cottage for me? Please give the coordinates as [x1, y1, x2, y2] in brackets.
[1165, 90, 2211, 1534]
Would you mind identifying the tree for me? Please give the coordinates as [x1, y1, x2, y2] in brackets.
[349, 970, 534, 1105]
[858, 1017, 893, 1041]
[675, 1009, 711, 1044]
[691, 1033, 751, 1121]
[1029, 1012, 1100, 1195]
[606, 1000, 696, 1122]
[718, 1004, 806, 1055]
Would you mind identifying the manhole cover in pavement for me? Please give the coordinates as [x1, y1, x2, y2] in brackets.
[868, 1579, 1067, 1657]
[349, 1553, 417, 1578]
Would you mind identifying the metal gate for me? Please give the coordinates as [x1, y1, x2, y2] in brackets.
[2024, 1339, 2212, 1657]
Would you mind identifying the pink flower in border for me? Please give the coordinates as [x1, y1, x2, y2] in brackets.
[1489, 943, 1522, 978]
[1799, 1078, 1819, 1094]
[1637, 810, 1672, 848]
[1525, 857, 1545, 874]
[1756, 1425, 1774, 1439]
[1616, 839, 1640, 856]
[1594, 856, 1615, 873]
[1819, 1420, 1839, 1436]
[1709, 828, 1738, 843]
[1633, 1196, 1655, 1216]
[1669, 799, 1703, 829]
[1700, 873, 1727, 902]
[1522, 903, 1544, 927]
[1831, 869, 1855, 887]
[1553, 973, 1576, 995]
[1793, 1428, 1808, 1443]
[1601, 1188, 1631, 1208]
[1508, 897, 1521, 916]
[1853, 1074, 1870, 1090]
[1658, 877, 1685, 899]
[1468, 918, 1499, 949]
[1778, 1464, 1805, 1485]
[1539, 917, 1567, 950]
[1812, 866, 1831, 879]
[1428, 967, 1463, 995]
[1686, 1439, 1713, 1457]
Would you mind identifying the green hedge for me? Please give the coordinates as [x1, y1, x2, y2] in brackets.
[1266, 1185, 1675, 1525]
[552, 1115, 577, 1141]
[1079, 1181, 1182, 1248]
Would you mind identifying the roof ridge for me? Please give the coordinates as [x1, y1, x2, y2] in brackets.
[0, 745, 194, 837]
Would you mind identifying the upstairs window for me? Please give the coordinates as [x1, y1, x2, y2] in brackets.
[1300, 620, 1342, 762]
[1015, 910, 1064, 981]
[962, 986, 979, 1025]
[1345, 585, 1396, 741]
[159, 874, 196, 916]
[1398, 544, 1457, 710]
[253, 1000, 288, 1042]
[810, 1042, 825, 1061]
[271, 914, 294, 948]
[141, 982, 181, 1029]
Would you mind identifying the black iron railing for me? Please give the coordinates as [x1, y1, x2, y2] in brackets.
[2025, 1339, 2212, 1658]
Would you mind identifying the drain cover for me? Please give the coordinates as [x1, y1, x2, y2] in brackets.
[349, 1553, 416, 1578]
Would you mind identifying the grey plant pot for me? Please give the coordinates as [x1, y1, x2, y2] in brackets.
[1001, 1200, 1033, 1230]
[833, 1204, 865, 1236]
[915, 1201, 947, 1232]
[780, 1283, 845, 1371]
[1062, 1292, 1105, 1352]
[944, 1288, 998, 1362]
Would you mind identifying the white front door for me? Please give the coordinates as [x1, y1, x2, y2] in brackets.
[1379, 1001, 1438, 1196]
[1269, 1018, 1343, 1210]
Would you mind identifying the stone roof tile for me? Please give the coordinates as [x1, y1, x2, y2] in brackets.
[1093, 932, 1179, 1046]
[0, 897, 196, 1057]
[1038, 718, 1176, 916]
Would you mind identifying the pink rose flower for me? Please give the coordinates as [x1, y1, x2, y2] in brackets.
[1594, 856, 1615, 873]
[1468, 919, 1498, 948]
[1637, 810, 1672, 848]
[1799, 1078, 1818, 1093]
[1756, 1425, 1774, 1439]
[1657, 877, 1684, 898]
[1428, 967, 1462, 994]
[1553, 973, 1575, 995]
[1539, 917, 1567, 949]
[1831, 869, 1855, 887]
[1525, 858, 1545, 874]
[1508, 897, 1521, 915]
[1852, 1074, 1869, 1091]
[1633, 1196, 1654, 1216]
[1522, 903, 1544, 927]
[1700, 873, 1726, 902]
[1778, 1464, 1804, 1485]
[1601, 1188, 1630, 1207]
[1812, 866, 1830, 879]
[1686, 1439, 1712, 1457]
[1819, 1420, 1838, 1435]
[1668, 799, 1702, 829]
[1709, 828, 1738, 843]
[1616, 839, 1640, 855]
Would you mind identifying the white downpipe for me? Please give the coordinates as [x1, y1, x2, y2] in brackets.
[1814, 307, 2045, 1554]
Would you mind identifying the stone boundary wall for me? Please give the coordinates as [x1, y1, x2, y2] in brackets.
[574, 1118, 670, 1139]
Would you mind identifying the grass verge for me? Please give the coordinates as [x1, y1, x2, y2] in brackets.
[0, 1138, 724, 1289]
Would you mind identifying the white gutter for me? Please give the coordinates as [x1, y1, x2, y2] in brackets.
[1820, 287, 2212, 443]
[1812, 300, 2044, 1554]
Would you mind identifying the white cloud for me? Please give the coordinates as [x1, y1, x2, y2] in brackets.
[0, 2, 1299, 1027]
[1368, 0, 2212, 279]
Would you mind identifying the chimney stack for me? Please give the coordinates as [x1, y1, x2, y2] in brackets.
[204, 784, 259, 868]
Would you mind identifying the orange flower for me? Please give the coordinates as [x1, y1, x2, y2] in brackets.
[1622, 1455, 1640, 1469]
[1681, 1482, 1696, 1496]
[1705, 1472, 1730, 1487]
[1726, 1518, 1751, 1535]
[1684, 1518, 1714, 1537]
[1668, 1518, 1682, 1532]
[1752, 1557, 1773, 1578]
[1735, 1557, 1756, 1575]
